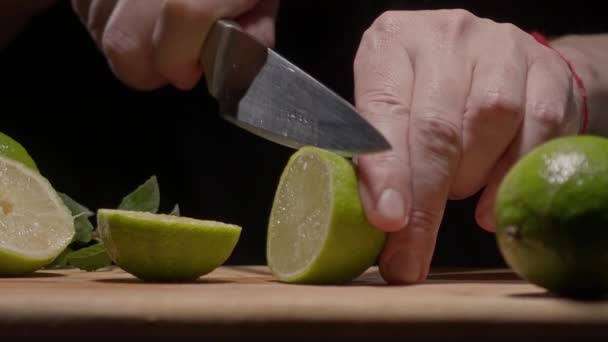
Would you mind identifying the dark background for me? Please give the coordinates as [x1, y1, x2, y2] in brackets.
[1, 1, 606, 266]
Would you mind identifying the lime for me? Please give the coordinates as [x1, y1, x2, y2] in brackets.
[97, 209, 242, 282]
[495, 135, 608, 298]
[0, 156, 74, 276]
[266, 146, 387, 284]
[0, 131, 38, 171]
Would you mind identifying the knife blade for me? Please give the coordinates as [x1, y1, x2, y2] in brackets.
[200, 19, 391, 157]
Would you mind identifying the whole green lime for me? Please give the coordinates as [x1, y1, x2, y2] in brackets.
[495, 135, 608, 298]
[0, 132, 38, 172]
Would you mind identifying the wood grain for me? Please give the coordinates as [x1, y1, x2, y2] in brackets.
[1, 266, 607, 341]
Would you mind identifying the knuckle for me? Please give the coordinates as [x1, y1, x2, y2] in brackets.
[367, 151, 406, 170]
[415, 113, 461, 159]
[357, 11, 402, 56]
[101, 27, 160, 90]
[529, 101, 567, 129]
[371, 11, 403, 36]
[499, 22, 524, 38]
[433, 8, 474, 36]
[476, 88, 523, 117]
[409, 208, 442, 235]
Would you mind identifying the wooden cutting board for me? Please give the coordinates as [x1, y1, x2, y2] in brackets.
[1, 266, 607, 341]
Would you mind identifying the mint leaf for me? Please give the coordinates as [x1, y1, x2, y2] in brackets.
[169, 203, 180, 216]
[44, 247, 73, 269]
[58, 192, 94, 244]
[118, 175, 160, 213]
[59, 192, 93, 218]
[66, 242, 112, 272]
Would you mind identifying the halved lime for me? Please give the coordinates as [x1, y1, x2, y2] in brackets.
[0, 156, 74, 275]
[97, 209, 242, 282]
[267, 146, 387, 284]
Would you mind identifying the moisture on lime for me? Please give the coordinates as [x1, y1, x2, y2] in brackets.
[266, 146, 386, 284]
[495, 135, 608, 298]
[0, 156, 74, 276]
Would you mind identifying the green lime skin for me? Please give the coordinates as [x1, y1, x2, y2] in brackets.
[495, 135, 608, 298]
[0, 132, 38, 172]
[97, 209, 242, 282]
[0, 248, 56, 276]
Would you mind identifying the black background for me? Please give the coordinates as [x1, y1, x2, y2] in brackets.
[1, 1, 606, 266]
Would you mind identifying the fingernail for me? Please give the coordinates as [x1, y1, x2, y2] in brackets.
[377, 188, 408, 228]
[388, 249, 421, 284]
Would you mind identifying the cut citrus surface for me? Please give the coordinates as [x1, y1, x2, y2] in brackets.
[0, 156, 74, 276]
[97, 209, 242, 282]
[495, 135, 608, 298]
[0, 131, 38, 171]
[267, 146, 387, 284]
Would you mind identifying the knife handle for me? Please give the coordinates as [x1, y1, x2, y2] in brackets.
[200, 19, 268, 100]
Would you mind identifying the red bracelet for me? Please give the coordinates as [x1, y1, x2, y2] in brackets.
[530, 31, 589, 134]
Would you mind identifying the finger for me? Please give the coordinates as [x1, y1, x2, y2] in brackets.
[475, 50, 580, 231]
[152, 0, 262, 90]
[71, 0, 119, 46]
[237, 0, 280, 48]
[101, 0, 167, 90]
[450, 25, 527, 199]
[353, 12, 413, 234]
[379, 17, 475, 285]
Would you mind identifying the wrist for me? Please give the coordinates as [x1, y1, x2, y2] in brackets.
[550, 34, 608, 135]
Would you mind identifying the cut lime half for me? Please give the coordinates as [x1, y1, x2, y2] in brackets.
[97, 209, 242, 282]
[0, 156, 74, 275]
[267, 146, 386, 284]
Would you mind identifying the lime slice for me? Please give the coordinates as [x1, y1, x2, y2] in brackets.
[0, 131, 38, 171]
[97, 209, 242, 282]
[267, 146, 387, 284]
[0, 156, 74, 275]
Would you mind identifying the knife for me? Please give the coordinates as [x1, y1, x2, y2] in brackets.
[200, 19, 391, 157]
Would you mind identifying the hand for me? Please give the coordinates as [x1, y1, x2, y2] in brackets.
[71, 0, 279, 90]
[353, 9, 585, 284]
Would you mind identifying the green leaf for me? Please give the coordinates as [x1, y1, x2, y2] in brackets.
[58, 192, 93, 218]
[169, 203, 180, 216]
[66, 242, 113, 272]
[44, 247, 73, 269]
[58, 192, 94, 244]
[118, 175, 160, 213]
[72, 217, 94, 244]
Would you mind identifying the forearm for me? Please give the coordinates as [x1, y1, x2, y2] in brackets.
[551, 34, 608, 136]
[0, 0, 57, 49]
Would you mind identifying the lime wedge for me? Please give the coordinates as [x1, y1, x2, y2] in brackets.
[267, 146, 387, 284]
[0, 156, 74, 275]
[97, 209, 241, 282]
